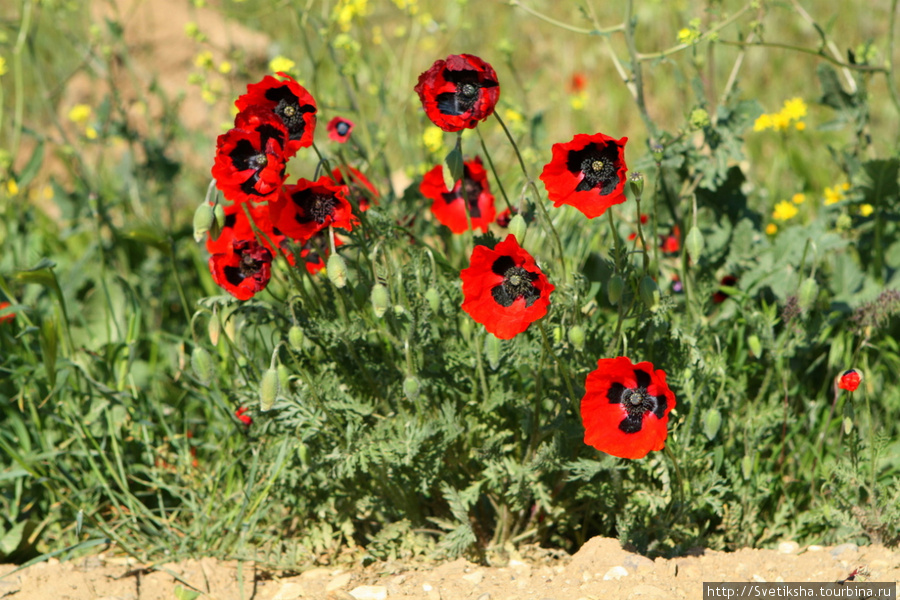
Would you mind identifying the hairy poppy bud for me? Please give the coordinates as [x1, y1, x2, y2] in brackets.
[260, 368, 279, 411]
[191, 347, 213, 384]
[508, 213, 526, 243]
[608, 274, 625, 306]
[193, 202, 215, 243]
[211, 202, 225, 240]
[288, 325, 304, 351]
[371, 283, 390, 318]
[639, 275, 660, 311]
[686, 226, 704, 262]
[798, 277, 818, 310]
[403, 375, 420, 401]
[741, 455, 753, 480]
[748, 334, 762, 358]
[208, 315, 220, 347]
[278, 364, 290, 391]
[425, 287, 441, 314]
[703, 408, 722, 441]
[327, 253, 348, 288]
[567, 325, 585, 350]
[484, 333, 501, 370]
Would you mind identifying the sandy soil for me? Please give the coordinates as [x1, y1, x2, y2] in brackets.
[1, 538, 897, 600]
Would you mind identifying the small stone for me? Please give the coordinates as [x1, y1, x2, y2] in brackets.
[830, 544, 858, 559]
[476, 593, 491, 600]
[301, 567, 333, 579]
[603, 566, 629, 580]
[462, 570, 484, 585]
[752, 574, 767, 582]
[808, 545, 825, 552]
[326, 573, 353, 591]
[509, 559, 528, 569]
[778, 541, 800, 554]
[349, 585, 387, 600]
[272, 582, 305, 600]
[422, 583, 433, 592]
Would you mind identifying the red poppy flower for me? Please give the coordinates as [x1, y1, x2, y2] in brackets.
[569, 73, 587, 94]
[206, 201, 295, 265]
[838, 368, 862, 392]
[712, 275, 738, 304]
[235, 406, 253, 426]
[661, 225, 681, 254]
[539, 132, 629, 219]
[331, 165, 379, 212]
[496, 207, 516, 228]
[209, 239, 273, 300]
[414, 54, 500, 132]
[212, 107, 288, 204]
[581, 356, 676, 459]
[420, 157, 496, 234]
[326, 116, 354, 143]
[270, 176, 355, 244]
[0, 301, 13, 324]
[235, 72, 317, 157]
[298, 230, 344, 275]
[461, 235, 555, 339]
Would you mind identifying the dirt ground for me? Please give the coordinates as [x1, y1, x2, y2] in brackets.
[1, 537, 897, 599]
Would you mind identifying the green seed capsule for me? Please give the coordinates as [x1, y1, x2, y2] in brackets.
[192, 202, 215, 243]
[741, 455, 753, 480]
[403, 375, 420, 401]
[297, 443, 309, 468]
[288, 325, 304, 352]
[211, 202, 226, 240]
[843, 416, 853, 435]
[508, 214, 526, 243]
[425, 287, 440, 314]
[748, 334, 762, 358]
[686, 226, 704, 262]
[371, 283, 390, 318]
[798, 277, 818, 310]
[327, 254, 348, 288]
[260, 368, 279, 411]
[703, 408, 722, 441]
[208, 315, 220, 347]
[639, 275, 660, 311]
[484, 333, 501, 370]
[567, 325, 585, 350]
[608, 275, 625, 306]
[278, 364, 291, 391]
[191, 347, 213, 384]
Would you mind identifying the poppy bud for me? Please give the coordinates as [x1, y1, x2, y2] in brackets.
[608, 274, 625, 306]
[798, 277, 818, 310]
[403, 375, 420, 401]
[460, 315, 473, 338]
[192, 202, 215, 243]
[278, 364, 291, 391]
[685, 226, 704, 262]
[425, 287, 441, 314]
[843, 416, 853, 435]
[484, 333, 501, 370]
[327, 253, 348, 288]
[837, 368, 862, 392]
[211, 202, 225, 240]
[288, 325, 304, 351]
[639, 275, 660, 311]
[208, 314, 220, 347]
[191, 347, 213, 384]
[260, 367, 279, 411]
[567, 325, 585, 350]
[553, 326, 563, 344]
[297, 443, 309, 468]
[703, 408, 722, 441]
[371, 283, 390, 318]
[628, 172, 644, 198]
[748, 334, 762, 358]
[741, 455, 753, 480]
[508, 213, 526, 243]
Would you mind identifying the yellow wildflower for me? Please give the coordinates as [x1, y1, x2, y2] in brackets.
[67, 104, 92, 124]
[824, 186, 843, 205]
[781, 97, 807, 120]
[504, 108, 523, 124]
[840, 182, 851, 191]
[753, 114, 772, 132]
[6, 179, 18, 196]
[194, 50, 214, 69]
[269, 56, 296, 74]
[794, 121, 806, 131]
[0, 56, 7, 77]
[859, 203, 874, 217]
[766, 223, 778, 235]
[569, 93, 586, 111]
[371, 26, 383, 46]
[771, 112, 791, 131]
[218, 61, 232, 74]
[422, 126, 443, 154]
[773, 200, 798, 221]
[791, 193, 806, 205]
[85, 126, 98, 140]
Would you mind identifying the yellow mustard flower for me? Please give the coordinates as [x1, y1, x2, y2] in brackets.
[422, 126, 443, 154]
[840, 182, 851, 191]
[794, 121, 806, 131]
[218, 61, 232, 74]
[773, 200, 798, 221]
[194, 50, 214, 70]
[6, 179, 18, 196]
[791, 193, 806, 205]
[771, 112, 791, 132]
[570, 93, 586, 111]
[859, 203, 874, 217]
[68, 104, 92, 124]
[781, 97, 807, 120]
[85, 126, 98, 140]
[824, 186, 844, 205]
[753, 114, 772, 132]
[766, 223, 778, 235]
[269, 56, 296, 74]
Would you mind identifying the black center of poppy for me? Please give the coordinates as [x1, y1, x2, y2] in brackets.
[567, 142, 622, 195]
[435, 69, 498, 116]
[489, 256, 541, 308]
[223, 243, 269, 286]
[265, 86, 316, 141]
[336, 121, 351, 136]
[606, 369, 668, 434]
[442, 170, 483, 218]
[291, 188, 337, 225]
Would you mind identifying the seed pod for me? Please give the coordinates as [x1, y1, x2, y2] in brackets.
[843, 416, 854, 435]
[484, 333, 501, 370]
[278, 364, 291, 391]
[639, 275, 660, 311]
[425, 287, 440, 314]
[288, 325, 304, 351]
[748, 334, 762, 358]
[371, 283, 390, 318]
[208, 314, 220, 347]
[628, 172, 644, 198]
[297, 443, 309, 468]
[703, 408, 722, 441]
[685, 226, 704, 262]
[508, 213, 526, 243]
[191, 347, 213, 384]
[192, 202, 215, 243]
[607, 274, 625, 306]
[741, 455, 753, 480]
[403, 375, 420, 401]
[460, 316, 473, 338]
[567, 325, 585, 350]
[327, 253, 347, 288]
[260, 368, 279, 411]
[553, 326, 563, 345]
[798, 277, 818, 310]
